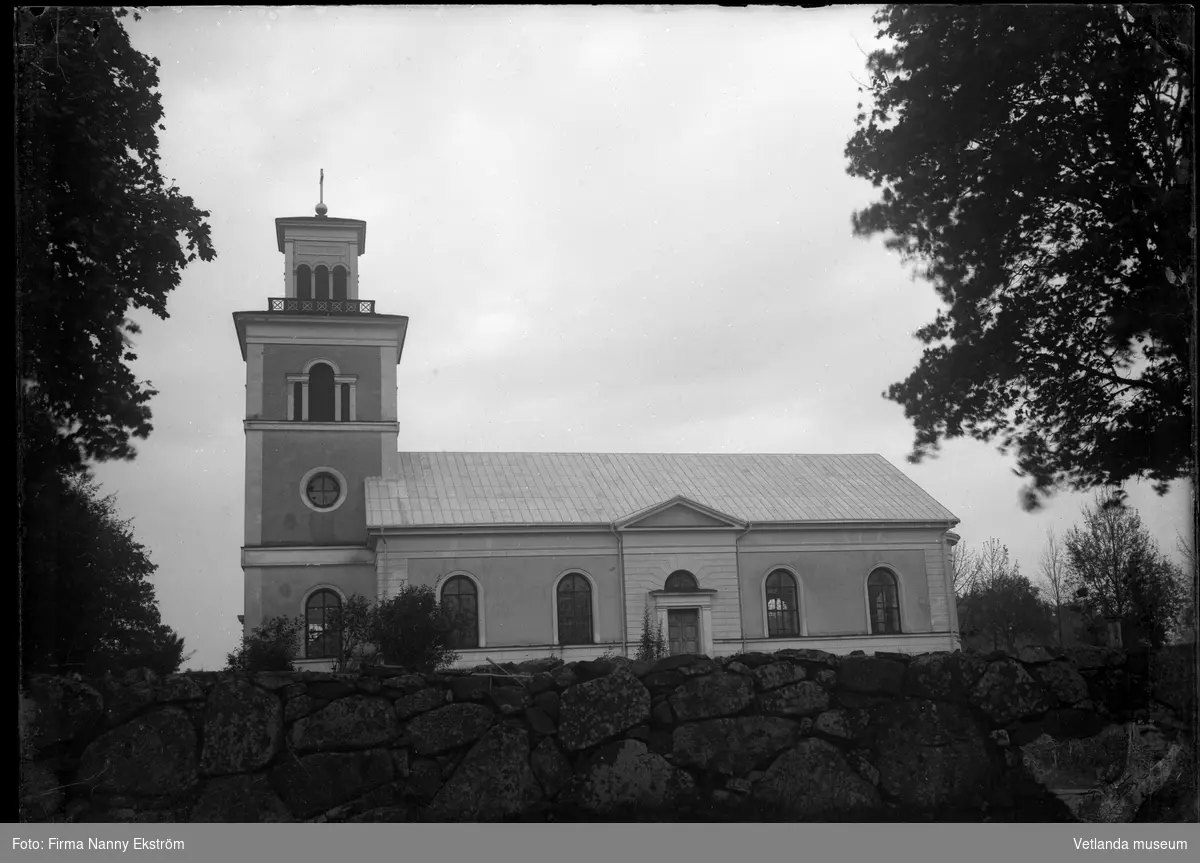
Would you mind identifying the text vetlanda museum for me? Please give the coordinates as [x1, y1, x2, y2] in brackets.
[1074, 838, 1188, 851]
[13, 838, 185, 852]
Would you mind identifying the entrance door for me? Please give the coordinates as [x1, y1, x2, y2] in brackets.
[667, 609, 700, 655]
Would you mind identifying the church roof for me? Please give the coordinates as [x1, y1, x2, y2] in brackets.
[365, 452, 958, 529]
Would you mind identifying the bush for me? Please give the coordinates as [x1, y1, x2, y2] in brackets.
[226, 615, 304, 672]
[371, 584, 459, 673]
[635, 603, 668, 662]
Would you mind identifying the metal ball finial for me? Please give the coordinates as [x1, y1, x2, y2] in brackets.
[315, 168, 328, 217]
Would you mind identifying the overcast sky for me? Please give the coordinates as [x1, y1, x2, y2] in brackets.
[94, 6, 1192, 670]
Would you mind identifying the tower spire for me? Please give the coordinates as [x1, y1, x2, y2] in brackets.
[315, 168, 328, 217]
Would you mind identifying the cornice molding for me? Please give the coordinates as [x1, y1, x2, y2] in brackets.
[245, 420, 399, 433]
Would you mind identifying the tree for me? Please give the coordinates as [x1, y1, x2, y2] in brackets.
[17, 8, 216, 475]
[371, 585, 459, 673]
[963, 573, 1053, 654]
[1173, 532, 1198, 643]
[635, 602, 668, 662]
[21, 471, 190, 677]
[325, 594, 378, 672]
[1038, 529, 1071, 647]
[949, 539, 986, 596]
[846, 6, 1193, 509]
[956, 538, 1051, 652]
[17, 8, 213, 680]
[1064, 495, 1186, 647]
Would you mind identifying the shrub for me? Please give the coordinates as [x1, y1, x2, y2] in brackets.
[226, 615, 304, 672]
[371, 584, 459, 673]
[635, 602, 668, 662]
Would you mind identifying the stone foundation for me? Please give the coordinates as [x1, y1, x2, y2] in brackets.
[18, 645, 1196, 822]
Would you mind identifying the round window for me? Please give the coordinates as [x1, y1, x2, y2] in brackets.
[306, 473, 341, 509]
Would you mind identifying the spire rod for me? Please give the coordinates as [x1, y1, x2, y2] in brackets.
[315, 168, 328, 217]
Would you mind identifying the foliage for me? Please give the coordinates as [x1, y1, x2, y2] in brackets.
[635, 603, 668, 662]
[956, 539, 1052, 652]
[225, 615, 305, 673]
[949, 536, 1017, 597]
[21, 470, 190, 677]
[227, 587, 460, 674]
[16, 7, 213, 682]
[16, 7, 216, 474]
[326, 594, 378, 672]
[371, 585, 459, 673]
[846, 6, 1193, 508]
[1064, 495, 1187, 647]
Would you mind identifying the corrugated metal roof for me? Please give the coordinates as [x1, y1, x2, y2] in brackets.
[365, 452, 957, 528]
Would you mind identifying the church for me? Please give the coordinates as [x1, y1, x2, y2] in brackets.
[234, 202, 963, 670]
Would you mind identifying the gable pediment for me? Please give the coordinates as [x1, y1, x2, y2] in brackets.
[615, 496, 746, 530]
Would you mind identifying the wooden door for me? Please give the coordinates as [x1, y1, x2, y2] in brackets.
[667, 609, 700, 655]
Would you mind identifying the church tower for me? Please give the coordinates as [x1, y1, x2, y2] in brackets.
[233, 184, 408, 646]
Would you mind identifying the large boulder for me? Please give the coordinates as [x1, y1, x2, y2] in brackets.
[1150, 645, 1196, 714]
[752, 738, 881, 819]
[25, 674, 104, 749]
[200, 678, 282, 774]
[903, 653, 971, 702]
[101, 668, 159, 726]
[269, 749, 394, 819]
[427, 722, 544, 821]
[872, 699, 996, 813]
[394, 687, 446, 719]
[78, 707, 199, 797]
[1033, 661, 1090, 707]
[191, 774, 294, 822]
[751, 662, 806, 691]
[156, 674, 205, 703]
[406, 703, 495, 756]
[776, 648, 839, 668]
[672, 716, 801, 776]
[290, 696, 398, 752]
[757, 681, 830, 717]
[668, 673, 754, 722]
[1063, 645, 1124, 670]
[812, 708, 872, 743]
[558, 667, 651, 751]
[838, 654, 906, 696]
[530, 737, 574, 800]
[565, 739, 695, 816]
[20, 761, 65, 820]
[970, 660, 1051, 725]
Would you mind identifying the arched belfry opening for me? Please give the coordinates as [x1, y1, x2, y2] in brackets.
[308, 363, 336, 421]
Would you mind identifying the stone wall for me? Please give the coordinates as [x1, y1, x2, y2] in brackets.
[19, 645, 1196, 823]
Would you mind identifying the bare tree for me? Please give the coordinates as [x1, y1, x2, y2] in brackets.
[1038, 528, 1070, 648]
[957, 538, 1051, 652]
[950, 541, 985, 596]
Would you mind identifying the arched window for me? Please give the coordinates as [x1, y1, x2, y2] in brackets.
[868, 568, 902, 635]
[556, 573, 593, 645]
[306, 589, 342, 660]
[664, 570, 699, 592]
[315, 266, 330, 301]
[308, 363, 335, 422]
[765, 569, 800, 637]
[441, 576, 479, 649]
[333, 266, 348, 301]
[296, 265, 312, 300]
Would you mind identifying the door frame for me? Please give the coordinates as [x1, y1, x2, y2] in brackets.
[650, 589, 717, 658]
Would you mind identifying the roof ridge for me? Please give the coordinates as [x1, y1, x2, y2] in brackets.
[395, 451, 885, 457]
